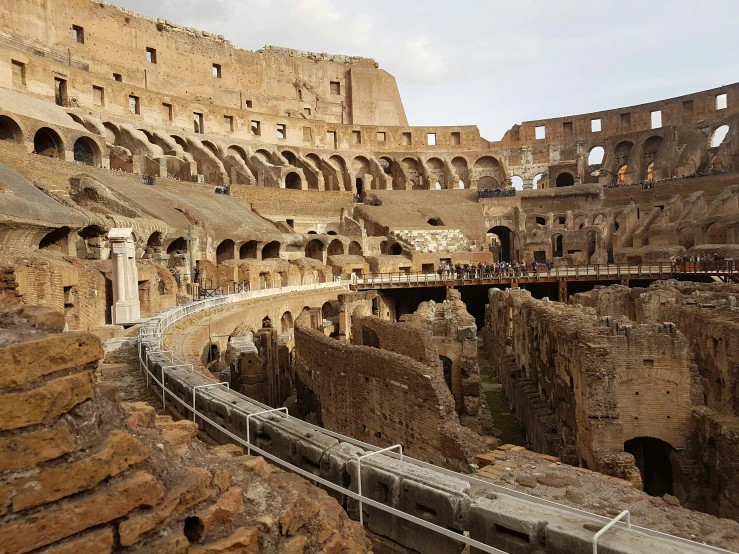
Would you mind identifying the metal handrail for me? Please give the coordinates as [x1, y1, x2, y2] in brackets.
[593, 510, 630, 554]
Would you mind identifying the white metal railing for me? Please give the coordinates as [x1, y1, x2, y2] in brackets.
[593, 510, 631, 554]
[137, 283, 733, 554]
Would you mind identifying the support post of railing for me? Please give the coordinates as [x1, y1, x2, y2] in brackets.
[246, 407, 288, 455]
[593, 510, 630, 554]
[192, 382, 229, 422]
[357, 445, 403, 526]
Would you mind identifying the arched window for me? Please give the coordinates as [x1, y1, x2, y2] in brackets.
[712, 125, 729, 148]
[588, 146, 605, 166]
[73, 137, 98, 166]
[510, 176, 524, 190]
[555, 172, 574, 187]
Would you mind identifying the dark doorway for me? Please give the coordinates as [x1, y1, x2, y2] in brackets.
[355, 178, 363, 196]
[556, 172, 575, 187]
[553, 235, 563, 257]
[488, 226, 512, 262]
[439, 355, 453, 392]
[624, 437, 674, 497]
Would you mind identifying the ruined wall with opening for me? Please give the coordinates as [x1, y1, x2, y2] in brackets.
[294, 313, 488, 472]
[484, 288, 697, 493]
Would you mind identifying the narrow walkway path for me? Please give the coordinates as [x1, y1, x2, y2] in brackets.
[477, 337, 526, 446]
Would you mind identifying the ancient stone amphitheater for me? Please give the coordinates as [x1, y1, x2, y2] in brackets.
[2, 1, 739, 553]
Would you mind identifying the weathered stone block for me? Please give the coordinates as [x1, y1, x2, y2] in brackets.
[0, 422, 76, 472]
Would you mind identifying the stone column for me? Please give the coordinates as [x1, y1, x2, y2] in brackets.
[108, 228, 141, 325]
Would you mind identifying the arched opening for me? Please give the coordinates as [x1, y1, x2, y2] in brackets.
[459, 181, 465, 189]
[586, 230, 597, 261]
[171, 135, 188, 151]
[167, 237, 187, 254]
[643, 136, 663, 178]
[555, 172, 575, 187]
[327, 239, 344, 256]
[305, 239, 324, 261]
[439, 355, 453, 393]
[433, 181, 441, 190]
[39, 226, 70, 251]
[76, 224, 107, 259]
[201, 141, 218, 156]
[227, 145, 247, 162]
[532, 173, 546, 189]
[510, 176, 524, 190]
[73, 137, 98, 166]
[281, 150, 297, 165]
[618, 164, 628, 185]
[535, 216, 546, 226]
[477, 176, 499, 190]
[552, 234, 563, 257]
[103, 122, 121, 145]
[348, 241, 362, 256]
[262, 241, 280, 260]
[428, 217, 443, 226]
[137, 128, 155, 143]
[588, 146, 605, 167]
[327, 231, 337, 236]
[390, 243, 403, 256]
[0, 115, 23, 143]
[321, 301, 337, 319]
[474, 156, 501, 169]
[451, 156, 469, 184]
[624, 437, 674, 497]
[216, 239, 235, 263]
[706, 222, 728, 243]
[402, 157, 421, 189]
[280, 311, 294, 333]
[146, 232, 164, 255]
[34, 127, 63, 158]
[379, 157, 393, 175]
[380, 241, 388, 255]
[487, 226, 513, 262]
[712, 125, 729, 148]
[239, 240, 258, 259]
[167, 237, 188, 254]
[285, 172, 302, 190]
[615, 141, 634, 167]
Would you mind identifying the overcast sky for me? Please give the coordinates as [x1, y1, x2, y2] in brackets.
[114, 0, 739, 141]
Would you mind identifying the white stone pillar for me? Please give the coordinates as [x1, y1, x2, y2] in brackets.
[108, 228, 141, 325]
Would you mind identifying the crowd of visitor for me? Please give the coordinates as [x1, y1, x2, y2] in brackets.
[477, 187, 517, 198]
[437, 260, 555, 279]
[141, 173, 155, 185]
[606, 171, 723, 190]
[214, 185, 230, 195]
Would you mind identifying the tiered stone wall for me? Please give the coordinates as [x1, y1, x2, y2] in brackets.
[390, 228, 477, 253]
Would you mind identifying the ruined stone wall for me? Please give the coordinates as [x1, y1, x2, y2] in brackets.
[485, 288, 694, 486]
[294, 315, 486, 471]
[571, 281, 739, 518]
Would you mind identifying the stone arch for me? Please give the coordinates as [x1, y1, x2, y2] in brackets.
[327, 239, 344, 256]
[255, 149, 272, 163]
[348, 241, 362, 256]
[306, 153, 322, 166]
[614, 141, 634, 167]
[380, 240, 388, 255]
[262, 241, 280, 259]
[239, 240, 258, 259]
[137, 128, 156, 143]
[171, 135, 188, 150]
[643, 136, 664, 178]
[285, 172, 302, 190]
[33, 127, 63, 158]
[322, 301, 337, 319]
[0, 115, 23, 143]
[588, 146, 605, 167]
[103, 122, 121, 145]
[510, 176, 524, 190]
[378, 156, 393, 175]
[280, 311, 294, 333]
[552, 234, 563, 257]
[477, 176, 499, 190]
[281, 150, 297, 165]
[555, 172, 575, 187]
[305, 239, 325, 261]
[201, 140, 218, 156]
[227, 145, 248, 162]
[146, 231, 164, 254]
[428, 217, 443, 226]
[402, 157, 421, 189]
[624, 437, 675, 497]
[451, 156, 469, 184]
[39, 226, 70, 251]
[705, 222, 728, 243]
[73, 136, 100, 166]
[216, 239, 235, 263]
[166, 237, 188, 254]
[390, 243, 403, 256]
[474, 155, 501, 169]
[76, 224, 107, 259]
[487, 226, 513, 262]
[712, 125, 729, 148]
